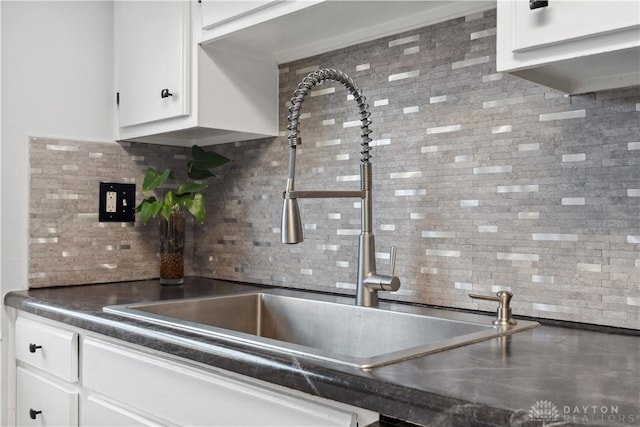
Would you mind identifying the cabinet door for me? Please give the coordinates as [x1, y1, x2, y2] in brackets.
[496, 0, 640, 93]
[117, 1, 190, 128]
[83, 337, 362, 426]
[201, 1, 279, 30]
[82, 394, 168, 427]
[17, 367, 78, 426]
[512, 0, 640, 52]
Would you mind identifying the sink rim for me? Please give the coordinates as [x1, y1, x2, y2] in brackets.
[103, 290, 538, 369]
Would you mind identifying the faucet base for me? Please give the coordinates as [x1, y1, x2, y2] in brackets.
[356, 233, 400, 307]
[357, 290, 379, 308]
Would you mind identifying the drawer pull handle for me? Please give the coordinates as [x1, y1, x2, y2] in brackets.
[529, 0, 548, 9]
[160, 88, 173, 98]
[28, 343, 42, 353]
[29, 409, 42, 420]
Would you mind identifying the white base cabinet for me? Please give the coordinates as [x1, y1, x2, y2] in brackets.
[81, 395, 168, 427]
[12, 314, 378, 427]
[15, 317, 79, 383]
[15, 317, 80, 426]
[82, 337, 370, 426]
[16, 368, 79, 427]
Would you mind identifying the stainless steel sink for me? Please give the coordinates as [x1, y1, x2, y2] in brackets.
[104, 292, 537, 369]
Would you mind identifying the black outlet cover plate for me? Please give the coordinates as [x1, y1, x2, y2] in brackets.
[99, 182, 136, 222]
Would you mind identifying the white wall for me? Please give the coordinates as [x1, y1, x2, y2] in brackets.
[0, 2, 114, 424]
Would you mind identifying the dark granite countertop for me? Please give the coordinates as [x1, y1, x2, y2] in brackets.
[5, 278, 640, 427]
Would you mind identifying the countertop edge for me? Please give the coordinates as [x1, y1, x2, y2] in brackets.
[4, 288, 528, 427]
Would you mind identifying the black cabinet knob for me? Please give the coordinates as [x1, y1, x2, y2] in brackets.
[530, 0, 548, 9]
[28, 343, 42, 353]
[29, 409, 42, 420]
[160, 89, 173, 98]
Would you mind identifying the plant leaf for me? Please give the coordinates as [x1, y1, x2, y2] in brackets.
[177, 181, 208, 195]
[138, 199, 162, 224]
[135, 196, 157, 213]
[136, 145, 228, 225]
[160, 191, 177, 220]
[185, 193, 206, 223]
[173, 193, 192, 208]
[142, 167, 171, 193]
[186, 161, 216, 180]
[191, 145, 230, 170]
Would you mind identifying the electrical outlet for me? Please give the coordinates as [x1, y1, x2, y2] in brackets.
[99, 182, 136, 222]
[106, 191, 117, 212]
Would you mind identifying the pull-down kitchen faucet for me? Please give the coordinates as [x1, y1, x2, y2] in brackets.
[281, 68, 400, 307]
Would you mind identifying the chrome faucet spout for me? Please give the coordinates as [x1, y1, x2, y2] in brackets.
[281, 197, 303, 244]
[281, 68, 400, 307]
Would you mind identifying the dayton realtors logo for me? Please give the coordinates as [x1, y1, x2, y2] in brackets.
[529, 400, 638, 425]
[529, 400, 560, 424]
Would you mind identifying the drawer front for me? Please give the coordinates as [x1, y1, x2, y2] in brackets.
[17, 367, 79, 426]
[16, 317, 79, 382]
[83, 337, 359, 427]
[82, 394, 168, 427]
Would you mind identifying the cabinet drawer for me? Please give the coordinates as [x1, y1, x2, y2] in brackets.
[83, 337, 360, 426]
[16, 317, 79, 382]
[82, 394, 168, 427]
[17, 367, 79, 426]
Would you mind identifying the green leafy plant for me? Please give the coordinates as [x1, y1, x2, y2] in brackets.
[135, 145, 230, 224]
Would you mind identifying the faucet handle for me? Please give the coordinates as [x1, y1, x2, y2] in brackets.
[383, 246, 400, 292]
[389, 245, 397, 276]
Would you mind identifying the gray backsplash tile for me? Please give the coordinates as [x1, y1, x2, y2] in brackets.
[29, 139, 196, 287]
[29, 10, 639, 329]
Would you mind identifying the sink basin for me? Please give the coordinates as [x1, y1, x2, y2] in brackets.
[104, 292, 537, 369]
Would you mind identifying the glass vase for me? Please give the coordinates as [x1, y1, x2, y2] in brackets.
[159, 211, 185, 285]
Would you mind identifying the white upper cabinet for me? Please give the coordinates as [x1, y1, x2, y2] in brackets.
[497, 0, 640, 94]
[199, 0, 324, 48]
[199, 1, 495, 63]
[117, 1, 190, 128]
[115, 1, 498, 146]
[201, 1, 284, 30]
[115, 1, 279, 147]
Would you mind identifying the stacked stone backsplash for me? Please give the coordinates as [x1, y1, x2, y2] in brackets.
[29, 10, 638, 329]
[194, 9, 639, 329]
[29, 138, 197, 286]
